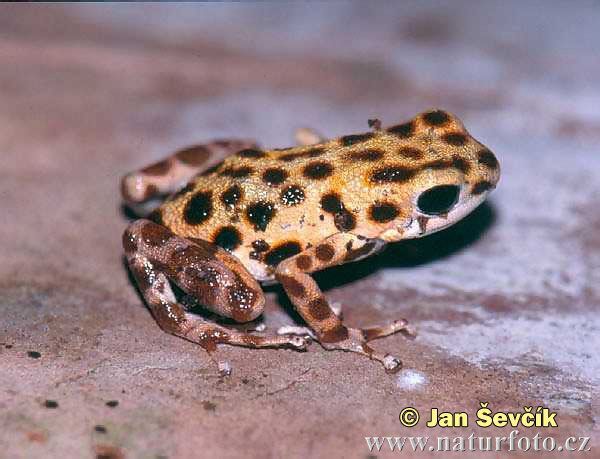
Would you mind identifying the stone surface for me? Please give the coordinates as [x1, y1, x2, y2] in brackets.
[1, 3, 599, 458]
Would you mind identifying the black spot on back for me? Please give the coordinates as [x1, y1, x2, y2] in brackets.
[348, 149, 384, 161]
[334, 210, 356, 232]
[472, 181, 494, 195]
[280, 185, 305, 206]
[219, 166, 254, 178]
[451, 157, 470, 173]
[477, 148, 499, 169]
[303, 161, 333, 180]
[305, 147, 325, 158]
[184, 191, 213, 225]
[442, 132, 468, 146]
[428, 160, 449, 170]
[221, 184, 242, 207]
[422, 110, 450, 126]
[237, 148, 265, 159]
[371, 166, 416, 183]
[340, 132, 374, 146]
[265, 241, 302, 266]
[279, 152, 306, 162]
[262, 167, 288, 186]
[213, 226, 242, 251]
[278, 147, 325, 162]
[252, 239, 270, 252]
[320, 192, 355, 231]
[398, 147, 423, 159]
[369, 202, 400, 223]
[320, 193, 343, 213]
[426, 157, 470, 174]
[245, 201, 276, 232]
[387, 120, 415, 138]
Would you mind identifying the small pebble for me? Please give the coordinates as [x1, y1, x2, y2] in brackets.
[44, 400, 59, 409]
[202, 401, 216, 411]
[105, 400, 119, 408]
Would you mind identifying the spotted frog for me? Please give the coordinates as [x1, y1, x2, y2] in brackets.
[121, 110, 500, 373]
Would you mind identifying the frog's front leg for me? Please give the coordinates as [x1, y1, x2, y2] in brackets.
[121, 139, 258, 209]
[275, 233, 409, 373]
[123, 220, 309, 370]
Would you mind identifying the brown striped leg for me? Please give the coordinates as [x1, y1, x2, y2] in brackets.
[275, 233, 409, 373]
[123, 220, 309, 372]
[121, 139, 259, 211]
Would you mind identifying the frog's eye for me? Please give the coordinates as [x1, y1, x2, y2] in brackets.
[417, 185, 460, 215]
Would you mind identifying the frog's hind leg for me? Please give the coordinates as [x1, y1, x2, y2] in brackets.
[121, 139, 258, 213]
[123, 219, 309, 372]
[275, 232, 410, 373]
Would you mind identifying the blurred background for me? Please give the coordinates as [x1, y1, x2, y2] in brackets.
[1, 3, 599, 458]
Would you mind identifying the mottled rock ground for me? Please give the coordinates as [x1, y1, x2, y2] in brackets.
[1, 3, 599, 458]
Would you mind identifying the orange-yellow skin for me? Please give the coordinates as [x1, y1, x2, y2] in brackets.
[121, 110, 500, 373]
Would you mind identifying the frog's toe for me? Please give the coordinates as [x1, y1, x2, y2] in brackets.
[330, 301, 343, 318]
[287, 335, 311, 351]
[361, 318, 410, 341]
[276, 325, 316, 340]
[320, 327, 404, 372]
[382, 354, 402, 374]
[217, 360, 233, 377]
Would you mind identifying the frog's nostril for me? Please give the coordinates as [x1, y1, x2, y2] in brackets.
[417, 185, 460, 216]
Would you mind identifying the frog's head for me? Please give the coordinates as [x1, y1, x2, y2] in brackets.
[373, 110, 500, 241]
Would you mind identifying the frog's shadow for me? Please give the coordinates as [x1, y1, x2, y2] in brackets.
[268, 201, 497, 317]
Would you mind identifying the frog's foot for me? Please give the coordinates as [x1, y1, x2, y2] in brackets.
[276, 325, 316, 340]
[181, 315, 310, 353]
[320, 321, 409, 374]
[190, 324, 309, 377]
[184, 317, 309, 376]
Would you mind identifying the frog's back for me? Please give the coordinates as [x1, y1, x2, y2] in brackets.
[154, 110, 498, 280]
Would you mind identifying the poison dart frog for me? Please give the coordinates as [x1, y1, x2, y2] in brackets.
[121, 110, 500, 373]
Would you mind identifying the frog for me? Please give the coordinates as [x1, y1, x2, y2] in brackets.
[120, 110, 500, 374]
